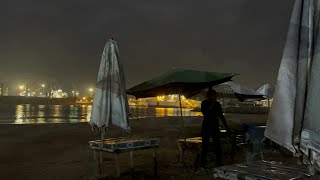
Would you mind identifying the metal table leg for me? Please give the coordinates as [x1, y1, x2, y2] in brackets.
[153, 148, 158, 176]
[93, 150, 102, 179]
[177, 141, 184, 163]
[114, 153, 120, 177]
[129, 151, 134, 178]
[99, 151, 103, 177]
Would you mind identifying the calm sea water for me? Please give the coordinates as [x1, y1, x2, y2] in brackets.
[0, 104, 202, 124]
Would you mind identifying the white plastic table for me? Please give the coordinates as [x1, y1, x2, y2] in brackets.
[89, 137, 160, 178]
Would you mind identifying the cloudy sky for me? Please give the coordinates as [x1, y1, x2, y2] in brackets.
[0, 0, 295, 95]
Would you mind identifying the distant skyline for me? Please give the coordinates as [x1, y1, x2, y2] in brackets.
[0, 0, 295, 95]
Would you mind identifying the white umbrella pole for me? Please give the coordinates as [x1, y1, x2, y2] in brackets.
[99, 129, 105, 177]
[101, 130, 105, 141]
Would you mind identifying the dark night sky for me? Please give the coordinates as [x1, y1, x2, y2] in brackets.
[0, 0, 295, 95]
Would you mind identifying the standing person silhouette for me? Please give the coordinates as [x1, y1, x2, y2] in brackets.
[197, 89, 230, 173]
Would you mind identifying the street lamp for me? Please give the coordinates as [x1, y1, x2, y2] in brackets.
[41, 84, 46, 97]
[89, 88, 94, 98]
[18, 85, 25, 96]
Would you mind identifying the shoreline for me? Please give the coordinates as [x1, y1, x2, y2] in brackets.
[0, 113, 267, 125]
[0, 115, 268, 180]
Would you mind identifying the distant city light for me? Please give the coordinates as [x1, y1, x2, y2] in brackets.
[71, 90, 76, 97]
[157, 95, 165, 101]
[41, 84, 45, 88]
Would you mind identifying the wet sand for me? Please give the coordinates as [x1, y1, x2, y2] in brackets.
[0, 115, 268, 180]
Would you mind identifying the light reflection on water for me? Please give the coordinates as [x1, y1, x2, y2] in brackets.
[0, 105, 202, 124]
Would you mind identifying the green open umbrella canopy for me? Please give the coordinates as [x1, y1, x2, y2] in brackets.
[127, 68, 236, 98]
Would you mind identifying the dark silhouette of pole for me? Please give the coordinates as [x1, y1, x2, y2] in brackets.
[0, 83, 3, 96]
[25, 84, 28, 97]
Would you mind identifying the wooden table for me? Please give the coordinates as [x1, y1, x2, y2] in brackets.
[177, 130, 243, 164]
[177, 137, 202, 163]
[89, 137, 160, 178]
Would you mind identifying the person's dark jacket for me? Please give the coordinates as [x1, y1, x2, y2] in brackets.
[201, 100, 229, 135]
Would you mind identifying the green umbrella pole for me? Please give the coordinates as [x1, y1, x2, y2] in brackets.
[178, 94, 183, 118]
[222, 93, 225, 109]
[178, 94, 185, 138]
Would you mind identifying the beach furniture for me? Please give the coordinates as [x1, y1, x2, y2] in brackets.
[127, 68, 236, 133]
[213, 125, 320, 179]
[264, 0, 320, 173]
[213, 160, 316, 179]
[89, 39, 160, 179]
[243, 124, 266, 162]
[177, 129, 242, 165]
[177, 137, 202, 164]
[89, 39, 130, 132]
[89, 137, 160, 178]
[216, 0, 320, 177]
[191, 82, 265, 103]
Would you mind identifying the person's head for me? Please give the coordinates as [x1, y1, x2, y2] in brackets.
[206, 89, 217, 101]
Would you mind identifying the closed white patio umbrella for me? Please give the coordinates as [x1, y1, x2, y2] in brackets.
[265, 0, 320, 172]
[89, 38, 130, 137]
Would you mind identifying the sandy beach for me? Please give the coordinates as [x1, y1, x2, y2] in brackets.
[0, 114, 268, 180]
